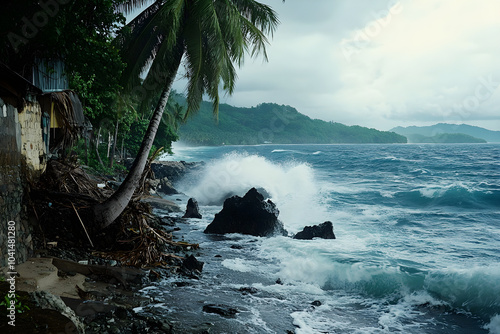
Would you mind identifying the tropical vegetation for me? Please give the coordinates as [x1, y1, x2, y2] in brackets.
[178, 100, 407, 145]
[1, 0, 281, 228]
[93, 0, 280, 228]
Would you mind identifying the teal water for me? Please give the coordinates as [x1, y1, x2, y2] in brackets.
[151, 143, 500, 333]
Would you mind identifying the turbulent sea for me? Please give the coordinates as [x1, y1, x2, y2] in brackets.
[143, 143, 500, 333]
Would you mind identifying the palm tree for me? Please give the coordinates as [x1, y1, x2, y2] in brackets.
[93, 0, 279, 229]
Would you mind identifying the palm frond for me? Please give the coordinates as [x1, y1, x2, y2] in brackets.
[116, 0, 159, 15]
[233, 0, 280, 35]
[118, 0, 184, 90]
[117, 0, 279, 123]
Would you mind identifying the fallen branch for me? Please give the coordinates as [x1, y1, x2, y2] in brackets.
[71, 202, 94, 248]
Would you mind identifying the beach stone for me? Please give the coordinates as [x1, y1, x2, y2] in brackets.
[204, 188, 287, 237]
[239, 287, 258, 295]
[30, 290, 85, 333]
[202, 304, 239, 318]
[158, 177, 178, 195]
[293, 221, 336, 240]
[182, 254, 204, 272]
[183, 198, 202, 219]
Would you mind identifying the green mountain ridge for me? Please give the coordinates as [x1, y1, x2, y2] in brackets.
[177, 100, 407, 145]
[390, 123, 500, 143]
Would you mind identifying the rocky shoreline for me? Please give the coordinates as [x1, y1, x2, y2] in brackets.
[0, 160, 206, 333]
[0, 215, 207, 334]
[1, 159, 336, 333]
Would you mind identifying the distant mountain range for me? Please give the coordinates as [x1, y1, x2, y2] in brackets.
[400, 133, 486, 144]
[177, 101, 407, 145]
[390, 123, 500, 143]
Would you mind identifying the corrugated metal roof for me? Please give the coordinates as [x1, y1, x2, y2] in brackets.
[33, 58, 69, 93]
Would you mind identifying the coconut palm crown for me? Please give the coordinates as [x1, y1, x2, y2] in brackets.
[118, 0, 279, 117]
[93, 0, 279, 229]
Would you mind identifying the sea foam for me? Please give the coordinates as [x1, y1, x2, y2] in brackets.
[485, 314, 500, 334]
[178, 152, 330, 232]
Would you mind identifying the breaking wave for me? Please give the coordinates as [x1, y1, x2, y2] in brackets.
[177, 152, 330, 231]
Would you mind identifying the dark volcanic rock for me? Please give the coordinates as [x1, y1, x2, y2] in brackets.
[239, 286, 258, 295]
[204, 188, 287, 237]
[202, 304, 239, 318]
[205, 187, 271, 206]
[293, 221, 336, 240]
[158, 177, 178, 195]
[150, 160, 202, 183]
[182, 254, 204, 272]
[182, 198, 202, 219]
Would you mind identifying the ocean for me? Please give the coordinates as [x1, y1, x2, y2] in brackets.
[142, 143, 500, 333]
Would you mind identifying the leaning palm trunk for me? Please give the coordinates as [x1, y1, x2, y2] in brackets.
[93, 33, 185, 229]
[95, 0, 279, 230]
[94, 85, 174, 229]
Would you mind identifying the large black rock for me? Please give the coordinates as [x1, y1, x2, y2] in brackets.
[293, 221, 336, 240]
[202, 304, 239, 318]
[204, 188, 287, 237]
[183, 198, 202, 219]
[182, 254, 204, 272]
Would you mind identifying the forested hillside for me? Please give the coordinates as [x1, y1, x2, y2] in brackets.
[177, 101, 407, 145]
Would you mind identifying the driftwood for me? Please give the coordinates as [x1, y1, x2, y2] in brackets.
[31, 158, 199, 268]
[71, 202, 94, 247]
[38, 160, 109, 200]
[96, 216, 199, 267]
[52, 258, 145, 288]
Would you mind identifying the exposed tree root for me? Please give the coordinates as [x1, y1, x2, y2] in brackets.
[30, 159, 197, 269]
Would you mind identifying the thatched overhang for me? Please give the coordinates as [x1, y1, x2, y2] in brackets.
[39, 90, 86, 153]
[1, 62, 87, 154]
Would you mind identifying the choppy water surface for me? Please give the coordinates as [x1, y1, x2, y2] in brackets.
[140, 144, 500, 333]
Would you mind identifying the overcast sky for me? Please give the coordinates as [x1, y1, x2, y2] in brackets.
[155, 0, 500, 131]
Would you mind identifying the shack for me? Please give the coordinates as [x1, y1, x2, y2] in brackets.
[0, 61, 85, 267]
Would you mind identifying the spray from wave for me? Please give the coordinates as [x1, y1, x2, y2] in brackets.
[485, 314, 500, 334]
[177, 152, 330, 231]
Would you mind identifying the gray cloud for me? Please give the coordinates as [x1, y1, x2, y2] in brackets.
[173, 0, 500, 131]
